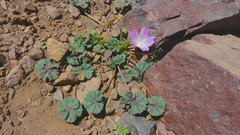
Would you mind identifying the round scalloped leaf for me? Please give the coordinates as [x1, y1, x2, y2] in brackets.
[83, 90, 103, 114]
[34, 59, 59, 81]
[120, 92, 133, 108]
[69, 41, 85, 53]
[57, 97, 83, 123]
[107, 38, 121, 52]
[72, 63, 94, 81]
[147, 96, 166, 116]
[120, 92, 147, 114]
[113, 54, 125, 65]
[132, 61, 150, 75]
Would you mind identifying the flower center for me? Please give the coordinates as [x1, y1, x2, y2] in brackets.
[137, 40, 143, 47]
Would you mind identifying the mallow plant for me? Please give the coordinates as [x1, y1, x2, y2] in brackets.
[58, 90, 104, 123]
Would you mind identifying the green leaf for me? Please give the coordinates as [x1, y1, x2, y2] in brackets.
[69, 41, 86, 53]
[132, 61, 150, 81]
[121, 28, 128, 34]
[69, 0, 89, 9]
[57, 97, 83, 123]
[117, 69, 138, 83]
[34, 59, 59, 81]
[120, 40, 129, 50]
[147, 96, 166, 116]
[113, 55, 125, 65]
[98, 39, 107, 46]
[67, 55, 81, 66]
[73, 35, 82, 42]
[120, 92, 147, 115]
[83, 90, 104, 114]
[110, 131, 117, 135]
[72, 63, 94, 81]
[114, 0, 131, 9]
[93, 44, 105, 54]
[107, 38, 121, 52]
[123, 126, 130, 134]
[108, 60, 116, 68]
[116, 124, 123, 133]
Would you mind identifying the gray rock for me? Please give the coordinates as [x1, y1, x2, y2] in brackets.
[18, 56, 35, 75]
[60, 33, 68, 42]
[105, 98, 118, 114]
[8, 49, 18, 60]
[5, 78, 19, 87]
[52, 89, 63, 101]
[69, 4, 80, 18]
[117, 112, 157, 135]
[28, 48, 43, 60]
[106, 13, 114, 22]
[46, 6, 61, 19]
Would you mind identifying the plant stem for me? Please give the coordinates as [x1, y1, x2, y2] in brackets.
[117, 66, 130, 92]
[141, 82, 152, 97]
[129, 52, 148, 55]
[103, 7, 124, 28]
[84, 12, 102, 25]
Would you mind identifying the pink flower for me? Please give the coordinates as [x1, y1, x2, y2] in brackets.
[130, 27, 155, 51]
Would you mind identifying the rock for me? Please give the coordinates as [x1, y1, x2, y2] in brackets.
[85, 119, 95, 129]
[144, 34, 240, 134]
[5, 78, 19, 87]
[106, 116, 117, 131]
[62, 85, 72, 92]
[54, 71, 78, 85]
[76, 77, 101, 103]
[24, 26, 36, 34]
[23, 2, 37, 14]
[117, 81, 128, 97]
[128, 80, 141, 94]
[111, 25, 120, 37]
[18, 56, 35, 75]
[156, 122, 168, 135]
[52, 89, 63, 101]
[115, 102, 125, 116]
[69, 4, 80, 18]
[0, 67, 6, 76]
[101, 49, 112, 61]
[21, 47, 28, 53]
[117, 112, 157, 135]
[6, 65, 24, 81]
[8, 90, 15, 99]
[106, 12, 114, 22]
[80, 130, 92, 135]
[28, 48, 43, 60]
[101, 124, 109, 134]
[60, 33, 68, 42]
[8, 49, 18, 60]
[119, 0, 240, 48]
[46, 6, 61, 19]
[88, 21, 98, 29]
[101, 74, 108, 82]
[45, 38, 68, 62]
[109, 88, 118, 100]
[0, 54, 6, 66]
[105, 98, 118, 114]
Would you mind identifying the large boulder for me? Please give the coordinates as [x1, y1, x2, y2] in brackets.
[120, 0, 240, 48]
[143, 34, 240, 134]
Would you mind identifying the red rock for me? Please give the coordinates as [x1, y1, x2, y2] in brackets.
[143, 34, 240, 134]
[120, 0, 240, 47]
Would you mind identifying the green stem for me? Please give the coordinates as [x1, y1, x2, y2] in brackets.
[103, 7, 124, 28]
[117, 66, 130, 92]
[84, 12, 102, 25]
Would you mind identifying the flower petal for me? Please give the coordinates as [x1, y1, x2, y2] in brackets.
[139, 46, 149, 51]
[130, 29, 139, 40]
[143, 36, 155, 47]
[139, 27, 149, 40]
[130, 39, 138, 47]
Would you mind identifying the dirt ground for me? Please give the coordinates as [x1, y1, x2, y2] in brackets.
[0, 0, 132, 134]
